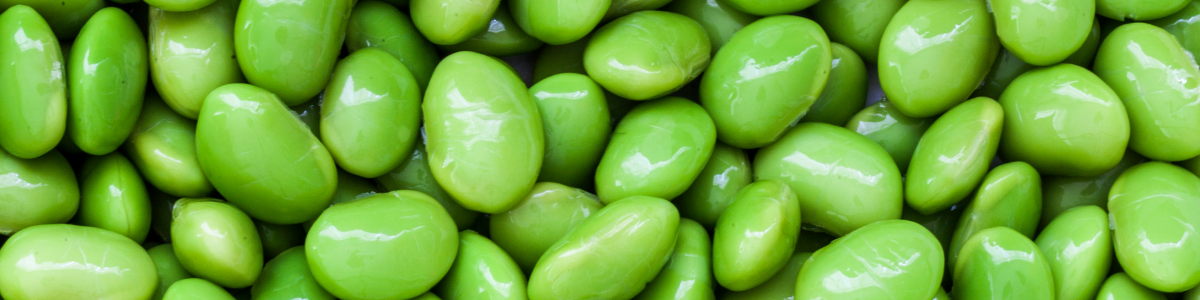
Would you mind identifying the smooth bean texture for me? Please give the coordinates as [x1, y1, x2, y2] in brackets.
[799, 43, 866, 126]
[0, 149, 78, 235]
[196, 84, 337, 225]
[149, 244, 193, 300]
[662, 0, 757, 52]
[527, 196, 679, 300]
[795, 220, 944, 300]
[77, 153, 152, 244]
[510, 0, 608, 45]
[713, 180, 800, 291]
[376, 142, 479, 229]
[0, 224, 157, 300]
[1095, 23, 1200, 162]
[754, 123, 902, 236]
[424, 51, 543, 214]
[410, 0, 500, 45]
[0, 5, 65, 159]
[999, 64, 1130, 176]
[435, 230, 527, 300]
[1035, 206, 1112, 300]
[701, 15, 831, 149]
[149, 0, 243, 119]
[124, 96, 212, 198]
[878, 0, 998, 118]
[992, 0, 1094, 65]
[595, 97, 715, 204]
[1109, 162, 1200, 292]
[952, 227, 1055, 300]
[585, 11, 710, 100]
[68, 8, 147, 155]
[171, 198, 263, 289]
[306, 191, 458, 300]
[530, 73, 611, 189]
[234, 0, 353, 105]
[906, 97, 1004, 215]
[320, 48, 422, 178]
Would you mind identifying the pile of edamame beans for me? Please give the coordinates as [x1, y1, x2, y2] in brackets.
[0, 0, 1196, 298]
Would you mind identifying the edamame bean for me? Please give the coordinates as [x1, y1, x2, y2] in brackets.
[1095, 23, 1200, 161]
[0, 5, 65, 159]
[410, 0, 500, 45]
[713, 180, 800, 291]
[799, 43, 866, 126]
[701, 15, 831, 149]
[1035, 206, 1112, 300]
[811, 0, 905, 64]
[149, 244, 193, 300]
[796, 220, 944, 299]
[674, 142, 752, 228]
[1150, 1, 1200, 58]
[510, 0, 608, 45]
[0, 224, 157, 300]
[377, 142, 479, 229]
[951, 227, 1055, 299]
[77, 153, 152, 243]
[527, 196, 679, 300]
[999, 64, 1130, 176]
[489, 182, 603, 272]
[124, 96, 212, 198]
[719, 252, 810, 300]
[530, 73, 611, 189]
[1096, 273, 1168, 300]
[435, 230, 527, 300]
[946, 162, 1042, 276]
[0, 149, 77, 235]
[585, 11, 710, 100]
[306, 191, 458, 300]
[846, 100, 933, 173]
[878, 0, 998, 118]
[424, 51, 543, 214]
[439, 8, 545, 57]
[149, 0, 243, 119]
[171, 198, 264, 288]
[754, 123, 903, 236]
[634, 219, 714, 300]
[1109, 162, 1200, 292]
[344, 1, 438, 89]
[321, 48, 421, 178]
[0, 0, 103, 38]
[234, 0, 353, 105]
[68, 8, 148, 155]
[663, 0, 758, 52]
[1098, 0, 1189, 20]
[163, 278, 236, 300]
[595, 97, 715, 204]
[251, 247, 335, 300]
[196, 84, 337, 225]
[906, 97, 1004, 214]
[992, 0, 1094, 65]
